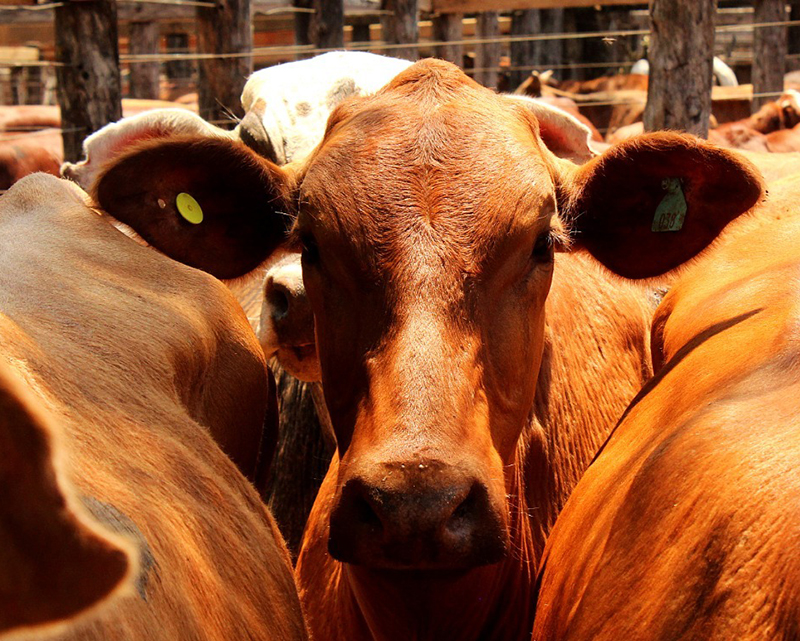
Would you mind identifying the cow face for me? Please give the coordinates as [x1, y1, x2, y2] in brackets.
[296, 80, 566, 569]
[94, 60, 763, 574]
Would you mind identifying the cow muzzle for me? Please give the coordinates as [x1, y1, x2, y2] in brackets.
[258, 256, 320, 381]
[328, 462, 508, 570]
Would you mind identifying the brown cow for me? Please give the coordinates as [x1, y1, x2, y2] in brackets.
[0, 174, 307, 640]
[532, 177, 800, 641]
[90, 60, 763, 641]
[0, 360, 134, 636]
[0, 129, 62, 189]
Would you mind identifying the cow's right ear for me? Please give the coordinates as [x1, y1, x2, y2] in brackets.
[0, 363, 134, 635]
[94, 136, 295, 280]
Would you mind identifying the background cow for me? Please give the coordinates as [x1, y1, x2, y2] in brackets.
[0, 174, 307, 640]
[0, 99, 198, 191]
[532, 174, 800, 641]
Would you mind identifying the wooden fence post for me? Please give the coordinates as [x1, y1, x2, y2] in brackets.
[433, 13, 463, 66]
[752, 0, 787, 109]
[128, 21, 160, 100]
[644, 0, 714, 138]
[310, 0, 344, 49]
[539, 9, 564, 71]
[351, 16, 373, 43]
[381, 0, 419, 61]
[196, 0, 252, 126]
[510, 10, 539, 90]
[474, 11, 500, 89]
[55, 0, 122, 163]
[293, 0, 313, 54]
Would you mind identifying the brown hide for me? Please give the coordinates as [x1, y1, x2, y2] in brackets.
[90, 60, 764, 641]
[731, 150, 800, 184]
[556, 74, 649, 95]
[765, 124, 800, 152]
[297, 251, 656, 641]
[532, 180, 800, 640]
[0, 130, 63, 190]
[0, 362, 133, 635]
[0, 175, 307, 640]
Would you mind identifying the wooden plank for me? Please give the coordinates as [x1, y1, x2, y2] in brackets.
[473, 11, 500, 88]
[433, 12, 463, 65]
[381, 0, 418, 61]
[432, 0, 643, 16]
[0, 0, 385, 23]
[509, 10, 538, 89]
[310, 0, 344, 48]
[0, 45, 39, 62]
[127, 20, 160, 99]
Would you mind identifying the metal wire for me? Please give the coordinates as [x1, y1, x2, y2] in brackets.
[118, 0, 216, 6]
[117, 19, 800, 65]
[0, 126, 84, 141]
[0, 2, 63, 10]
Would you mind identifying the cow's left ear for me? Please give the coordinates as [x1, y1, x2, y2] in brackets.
[558, 132, 765, 279]
[94, 136, 295, 280]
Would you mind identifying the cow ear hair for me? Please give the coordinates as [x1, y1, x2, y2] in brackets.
[93, 136, 295, 280]
[62, 109, 227, 191]
[506, 94, 596, 164]
[558, 132, 765, 279]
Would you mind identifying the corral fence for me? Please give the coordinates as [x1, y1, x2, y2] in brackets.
[0, 0, 798, 159]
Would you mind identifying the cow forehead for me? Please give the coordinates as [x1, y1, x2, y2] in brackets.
[299, 66, 557, 272]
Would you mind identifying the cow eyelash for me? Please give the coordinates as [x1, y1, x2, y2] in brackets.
[532, 230, 555, 263]
[300, 232, 320, 265]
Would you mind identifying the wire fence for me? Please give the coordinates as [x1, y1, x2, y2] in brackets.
[1, 13, 799, 68]
[0, 5, 796, 137]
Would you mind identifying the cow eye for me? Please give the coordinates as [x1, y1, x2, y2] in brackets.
[532, 231, 554, 263]
[300, 232, 319, 265]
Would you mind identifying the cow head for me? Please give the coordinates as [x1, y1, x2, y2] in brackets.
[93, 60, 763, 573]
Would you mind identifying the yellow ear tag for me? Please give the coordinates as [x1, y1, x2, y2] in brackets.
[176, 192, 203, 225]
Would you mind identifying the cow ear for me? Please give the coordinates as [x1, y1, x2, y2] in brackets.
[559, 132, 765, 279]
[505, 94, 595, 164]
[94, 136, 294, 280]
[0, 363, 133, 635]
[62, 109, 221, 191]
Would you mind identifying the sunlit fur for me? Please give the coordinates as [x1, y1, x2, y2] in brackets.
[533, 175, 800, 641]
[0, 175, 308, 641]
[84, 56, 764, 641]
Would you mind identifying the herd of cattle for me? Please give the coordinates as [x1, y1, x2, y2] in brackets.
[2, 50, 799, 640]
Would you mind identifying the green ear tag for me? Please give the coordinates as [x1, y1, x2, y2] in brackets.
[652, 178, 687, 232]
[176, 192, 203, 225]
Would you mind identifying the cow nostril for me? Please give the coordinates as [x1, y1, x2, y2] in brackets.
[266, 285, 290, 320]
[451, 485, 478, 522]
[355, 492, 383, 531]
